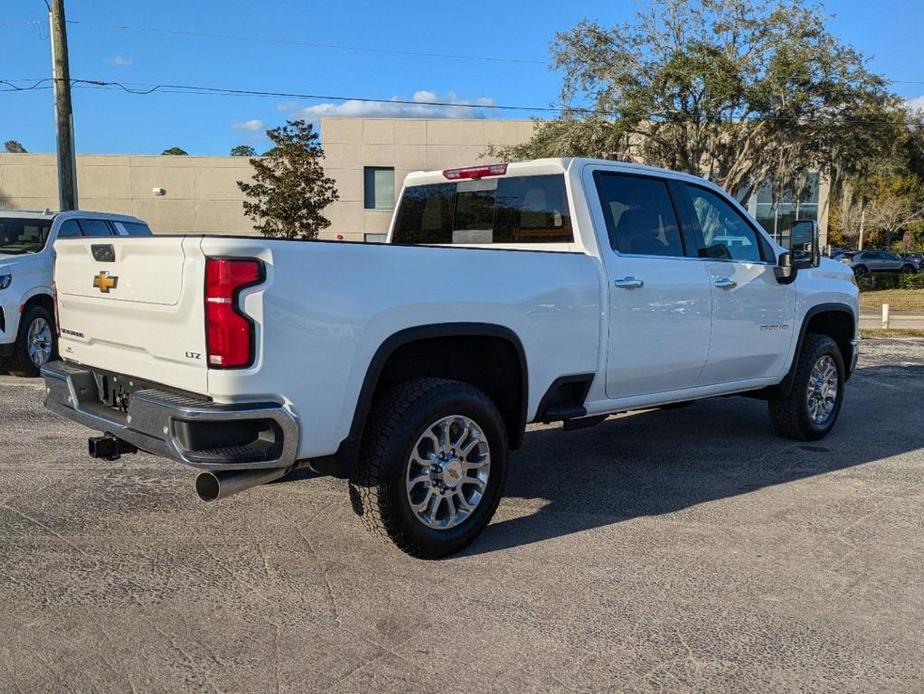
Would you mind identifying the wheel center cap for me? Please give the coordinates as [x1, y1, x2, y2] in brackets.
[441, 459, 463, 488]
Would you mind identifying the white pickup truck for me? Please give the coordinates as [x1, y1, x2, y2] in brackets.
[0, 210, 152, 375]
[43, 158, 859, 558]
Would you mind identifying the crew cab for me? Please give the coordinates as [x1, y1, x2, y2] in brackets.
[0, 209, 152, 375]
[41, 159, 859, 558]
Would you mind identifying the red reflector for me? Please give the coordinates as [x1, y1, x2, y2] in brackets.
[442, 163, 508, 180]
[205, 258, 262, 369]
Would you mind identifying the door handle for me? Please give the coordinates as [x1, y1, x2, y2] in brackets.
[614, 277, 644, 289]
[714, 278, 737, 290]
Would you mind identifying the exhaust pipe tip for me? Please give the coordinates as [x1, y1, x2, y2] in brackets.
[195, 472, 221, 502]
[195, 466, 291, 503]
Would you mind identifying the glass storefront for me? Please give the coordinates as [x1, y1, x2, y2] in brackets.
[742, 174, 820, 246]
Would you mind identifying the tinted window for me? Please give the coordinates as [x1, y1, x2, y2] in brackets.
[684, 185, 764, 262]
[78, 219, 114, 238]
[594, 173, 684, 257]
[112, 221, 152, 237]
[56, 219, 82, 239]
[0, 218, 52, 254]
[392, 174, 573, 245]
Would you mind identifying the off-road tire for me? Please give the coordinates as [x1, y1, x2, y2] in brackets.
[348, 377, 508, 559]
[7, 305, 56, 377]
[769, 333, 845, 441]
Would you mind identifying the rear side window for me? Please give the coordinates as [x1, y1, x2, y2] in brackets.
[112, 221, 153, 236]
[392, 174, 573, 245]
[78, 219, 114, 238]
[594, 172, 684, 257]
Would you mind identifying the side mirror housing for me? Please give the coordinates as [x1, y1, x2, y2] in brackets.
[787, 219, 820, 269]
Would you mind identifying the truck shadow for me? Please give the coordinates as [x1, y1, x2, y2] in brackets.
[464, 363, 924, 556]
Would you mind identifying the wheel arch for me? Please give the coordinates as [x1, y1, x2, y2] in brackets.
[775, 303, 857, 397]
[311, 322, 528, 478]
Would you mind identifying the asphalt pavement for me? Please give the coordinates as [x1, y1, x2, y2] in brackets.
[1, 339, 922, 692]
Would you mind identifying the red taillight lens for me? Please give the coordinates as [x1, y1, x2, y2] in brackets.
[205, 258, 263, 369]
[442, 163, 507, 180]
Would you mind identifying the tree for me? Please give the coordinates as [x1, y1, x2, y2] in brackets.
[4, 140, 27, 153]
[230, 145, 257, 157]
[161, 147, 188, 156]
[501, 0, 901, 203]
[237, 120, 339, 239]
[864, 175, 924, 249]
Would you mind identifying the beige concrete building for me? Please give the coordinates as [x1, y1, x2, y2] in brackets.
[0, 117, 536, 241]
[0, 115, 827, 244]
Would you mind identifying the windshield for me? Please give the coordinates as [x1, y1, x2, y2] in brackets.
[0, 218, 53, 255]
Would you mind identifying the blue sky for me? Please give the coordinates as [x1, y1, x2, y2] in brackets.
[2, 0, 924, 155]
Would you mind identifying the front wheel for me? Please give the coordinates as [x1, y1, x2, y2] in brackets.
[769, 334, 845, 441]
[901, 264, 916, 274]
[349, 378, 508, 559]
[7, 305, 56, 377]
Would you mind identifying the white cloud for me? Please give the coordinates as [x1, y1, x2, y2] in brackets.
[281, 90, 497, 120]
[231, 119, 266, 132]
[110, 56, 133, 66]
[906, 95, 924, 113]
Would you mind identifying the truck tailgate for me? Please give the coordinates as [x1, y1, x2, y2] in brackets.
[54, 236, 209, 394]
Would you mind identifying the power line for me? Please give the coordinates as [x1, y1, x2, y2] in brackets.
[2, 76, 923, 126]
[63, 19, 549, 65]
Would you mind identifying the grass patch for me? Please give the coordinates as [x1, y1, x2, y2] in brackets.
[859, 289, 924, 313]
[860, 328, 924, 339]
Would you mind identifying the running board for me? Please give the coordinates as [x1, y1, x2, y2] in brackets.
[562, 414, 609, 432]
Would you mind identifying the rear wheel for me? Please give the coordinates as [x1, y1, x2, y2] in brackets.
[349, 378, 508, 559]
[7, 305, 56, 377]
[769, 334, 845, 441]
[853, 265, 868, 277]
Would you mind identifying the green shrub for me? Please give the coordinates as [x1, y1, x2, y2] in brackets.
[857, 273, 924, 292]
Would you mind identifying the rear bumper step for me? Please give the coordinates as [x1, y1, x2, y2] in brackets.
[41, 361, 298, 471]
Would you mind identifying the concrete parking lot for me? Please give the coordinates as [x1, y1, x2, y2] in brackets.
[1, 339, 922, 693]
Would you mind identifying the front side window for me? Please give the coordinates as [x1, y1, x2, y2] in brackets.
[0, 218, 53, 254]
[78, 219, 114, 238]
[594, 172, 684, 257]
[684, 185, 764, 263]
[392, 174, 573, 246]
[56, 219, 82, 239]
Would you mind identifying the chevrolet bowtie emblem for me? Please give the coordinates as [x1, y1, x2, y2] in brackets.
[92, 271, 118, 294]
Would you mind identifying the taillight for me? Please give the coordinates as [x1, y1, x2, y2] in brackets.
[205, 258, 263, 369]
[442, 163, 507, 180]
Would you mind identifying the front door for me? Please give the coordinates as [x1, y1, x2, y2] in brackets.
[679, 184, 796, 385]
[591, 171, 713, 399]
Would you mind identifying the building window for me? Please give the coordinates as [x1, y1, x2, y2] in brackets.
[750, 174, 820, 244]
[364, 233, 388, 243]
[364, 167, 395, 210]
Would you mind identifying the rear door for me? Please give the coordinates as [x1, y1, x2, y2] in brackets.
[590, 169, 713, 399]
[53, 236, 210, 393]
[677, 183, 795, 385]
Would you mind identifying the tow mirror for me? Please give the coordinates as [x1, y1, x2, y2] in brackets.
[787, 219, 820, 269]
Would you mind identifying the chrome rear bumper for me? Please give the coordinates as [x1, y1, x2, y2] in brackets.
[41, 361, 298, 471]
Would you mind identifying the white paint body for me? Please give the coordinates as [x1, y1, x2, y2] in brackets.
[0, 209, 149, 348]
[52, 158, 859, 460]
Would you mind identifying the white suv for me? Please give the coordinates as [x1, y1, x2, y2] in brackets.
[0, 209, 152, 375]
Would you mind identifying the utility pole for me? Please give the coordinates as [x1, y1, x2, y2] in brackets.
[49, 0, 78, 210]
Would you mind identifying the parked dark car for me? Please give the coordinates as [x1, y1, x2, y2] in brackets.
[838, 250, 917, 276]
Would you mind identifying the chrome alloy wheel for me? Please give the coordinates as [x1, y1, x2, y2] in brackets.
[405, 414, 491, 530]
[806, 355, 838, 425]
[27, 317, 53, 368]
